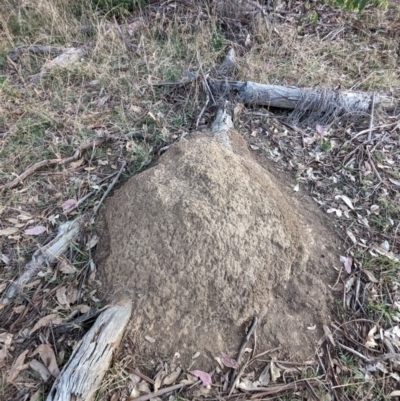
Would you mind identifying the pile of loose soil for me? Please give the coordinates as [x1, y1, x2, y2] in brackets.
[96, 130, 339, 368]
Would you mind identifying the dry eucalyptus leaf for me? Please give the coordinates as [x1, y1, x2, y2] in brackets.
[69, 158, 84, 169]
[340, 255, 353, 274]
[144, 335, 155, 343]
[138, 381, 151, 393]
[238, 379, 260, 390]
[30, 344, 60, 377]
[29, 359, 51, 382]
[365, 326, 378, 349]
[0, 253, 10, 264]
[13, 305, 25, 313]
[220, 351, 238, 369]
[59, 261, 77, 274]
[362, 269, 379, 283]
[129, 373, 141, 385]
[346, 230, 357, 245]
[335, 195, 355, 210]
[191, 370, 212, 386]
[0, 227, 19, 236]
[75, 304, 91, 313]
[7, 349, 29, 383]
[130, 386, 140, 399]
[25, 226, 46, 236]
[163, 367, 181, 385]
[62, 199, 77, 211]
[0, 332, 12, 345]
[258, 364, 270, 386]
[30, 314, 64, 334]
[86, 235, 99, 250]
[270, 358, 281, 382]
[56, 287, 68, 306]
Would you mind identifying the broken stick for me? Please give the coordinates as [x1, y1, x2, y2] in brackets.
[1, 217, 82, 306]
[46, 300, 132, 401]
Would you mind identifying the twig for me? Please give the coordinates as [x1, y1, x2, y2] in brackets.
[93, 161, 127, 215]
[133, 369, 155, 386]
[2, 134, 115, 190]
[65, 171, 119, 215]
[249, 379, 318, 398]
[367, 92, 375, 141]
[196, 85, 210, 128]
[113, 16, 139, 52]
[366, 148, 383, 183]
[337, 342, 370, 362]
[338, 341, 400, 364]
[196, 52, 215, 105]
[228, 316, 258, 395]
[237, 316, 258, 365]
[129, 383, 184, 401]
[342, 122, 396, 149]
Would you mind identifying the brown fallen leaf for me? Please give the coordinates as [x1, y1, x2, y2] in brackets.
[29, 359, 52, 382]
[25, 226, 47, 236]
[362, 269, 379, 283]
[163, 367, 182, 385]
[7, 349, 29, 383]
[190, 370, 212, 386]
[0, 227, 19, 236]
[145, 335, 155, 343]
[62, 199, 77, 211]
[70, 158, 84, 169]
[59, 261, 77, 274]
[221, 351, 238, 369]
[30, 344, 60, 377]
[30, 314, 64, 334]
[56, 286, 68, 306]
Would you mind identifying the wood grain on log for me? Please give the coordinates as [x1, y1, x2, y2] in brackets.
[46, 300, 132, 401]
[210, 80, 394, 112]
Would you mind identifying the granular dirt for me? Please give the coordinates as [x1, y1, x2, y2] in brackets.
[96, 130, 339, 369]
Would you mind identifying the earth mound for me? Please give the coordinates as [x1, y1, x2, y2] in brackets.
[96, 130, 337, 368]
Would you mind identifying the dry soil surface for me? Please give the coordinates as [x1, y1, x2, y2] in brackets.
[96, 130, 340, 369]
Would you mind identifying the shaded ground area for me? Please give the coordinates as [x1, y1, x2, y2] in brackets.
[96, 130, 339, 368]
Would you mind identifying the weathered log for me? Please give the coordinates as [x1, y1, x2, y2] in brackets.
[210, 80, 394, 112]
[46, 300, 132, 401]
[8, 45, 66, 63]
[1, 218, 82, 306]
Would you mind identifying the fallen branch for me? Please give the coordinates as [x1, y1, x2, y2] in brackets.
[93, 161, 127, 215]
[208, 50, 395, 125]
[2, 134, 115, 190]
[249, 379, 318, 398]
[210, 79, 394, 113]
[8, 45, 66, 63]
[1, 217, 82, 306]
[46, 300, 132, 401]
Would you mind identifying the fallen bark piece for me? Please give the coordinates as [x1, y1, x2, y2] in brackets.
[46, 300, 132, 401]
[1, 218, 82, 306]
